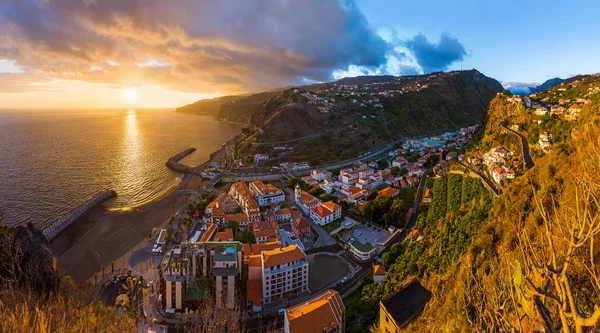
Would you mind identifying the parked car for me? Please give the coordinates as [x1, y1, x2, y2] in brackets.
[341, 277, 349, 283]
[147, 281, 154, 287]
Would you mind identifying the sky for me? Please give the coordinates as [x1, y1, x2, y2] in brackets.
[1, 0, 599, 109]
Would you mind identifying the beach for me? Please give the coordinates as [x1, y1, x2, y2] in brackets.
[52, 174, 196, 281]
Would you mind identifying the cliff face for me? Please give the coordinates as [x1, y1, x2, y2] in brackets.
[0, 222, 58, 295]
[176, 91, 278, 124]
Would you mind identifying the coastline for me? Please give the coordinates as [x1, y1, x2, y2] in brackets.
[52, 151, 212, 281]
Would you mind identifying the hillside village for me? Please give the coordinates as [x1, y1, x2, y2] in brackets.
[147, 121, 485, 331]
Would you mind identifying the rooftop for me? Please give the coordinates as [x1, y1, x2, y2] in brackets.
[351, 240, 375, 252]
[262, 245, 306, 268]
[286, 289, 345, 332]
[381, 279, 432, 329]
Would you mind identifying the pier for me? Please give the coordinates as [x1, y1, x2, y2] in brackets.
[42, 189, 117, 241]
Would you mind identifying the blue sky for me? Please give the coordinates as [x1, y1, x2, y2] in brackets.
[358, 0, 600, 83]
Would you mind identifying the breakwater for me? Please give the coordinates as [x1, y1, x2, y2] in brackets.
[165, 147, 197, 174]
[43, 189, 117, 241]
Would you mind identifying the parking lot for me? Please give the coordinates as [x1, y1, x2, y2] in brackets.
[308, 253, 350, 292]
[344, 223, 392, 250]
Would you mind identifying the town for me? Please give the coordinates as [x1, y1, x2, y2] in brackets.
[103, 123, 486, 332]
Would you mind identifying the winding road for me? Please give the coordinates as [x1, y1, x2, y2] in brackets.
[501, 122, 534, 169]
[458, 162, 501, 196]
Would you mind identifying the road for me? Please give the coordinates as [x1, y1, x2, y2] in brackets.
[458, 162, 502, 196]
[501, 122, 534, 169]
[381, 169, 429, 252]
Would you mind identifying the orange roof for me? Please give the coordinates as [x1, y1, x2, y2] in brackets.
[248, 254, 262, 267]
[254, 228, 276, 239]
[374, 265, 386, 276]
[247, 279, 263, 306]
[268, 220, 280, 231]
[298, 191, 320, 207]
[278, 208, 291, 216]
[285, 290, 345, 332]
[262, 245, 306, 268]
[494, 167, 505, 174]
[212, 207, 225, 216]
[243, 241, 282, 257]
[290, 210, 303, 218]
[424, 188, 430, 198]
[214, 228, 234, 242]
[199, 224, 216, 242]
[322, 201, 341, 212]
[378, 187, 400, 197]
[252, 221, 269, 230]
[225, 213, 248, 223]
[311, 205, 332, 218]
[293, 217, 310, 230]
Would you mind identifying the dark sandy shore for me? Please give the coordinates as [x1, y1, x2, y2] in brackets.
[52, 175, 195, 281]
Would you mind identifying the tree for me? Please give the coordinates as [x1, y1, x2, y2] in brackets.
[227, 220, 239, 233]
[391, 166, 401, 175]
[147, 231, 153, 243]
[309, 186, 325, 197]
[287, 178, 299, 188]
[367, 189, 379, 201]
[377, 159, 389, 170]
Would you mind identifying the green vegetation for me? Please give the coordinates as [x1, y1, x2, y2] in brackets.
[347, 174, 492, 332]
[322, 218, 344, 233]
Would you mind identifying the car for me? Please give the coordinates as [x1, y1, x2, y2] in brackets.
[147, 280, 154, 287]
[357, 231, 362, 236]
[113, 278, 120, 284]
[377, 228, 381, 232]
[341, 277, 349, 283]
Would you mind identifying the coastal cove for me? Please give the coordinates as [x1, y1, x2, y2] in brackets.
[0, 109, 241, 228]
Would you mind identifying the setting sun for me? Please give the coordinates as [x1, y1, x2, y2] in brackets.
[122, 88, 139, 103]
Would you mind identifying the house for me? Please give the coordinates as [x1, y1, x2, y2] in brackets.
[378, 187, 399, 198]
[213, 228, 234, 242]
[284, 289, 345, 333]
[309, 201, 342, 226]
[379, 280, 432, 332]
[534, 107, 549, 116]
[253, 153, 269, 164]
[261, 245, 309, 304]
[538, 133, 552, 151]
[392, 156, 408, 168]
[291, 217, 312, 239]
[310, 169, 332, 182]
[568, 103, 582, 117]
[294, 185, 322, 215]
[274, 208, 292, 222]
[373, 265, 386, 285]
[225, 213, 250, 228]
[446, 151, 458, 160]
[249, 181, 285, 206]
[339, 168, 361, 186]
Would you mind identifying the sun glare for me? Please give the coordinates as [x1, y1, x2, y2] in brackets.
[122, 88, 139, 103]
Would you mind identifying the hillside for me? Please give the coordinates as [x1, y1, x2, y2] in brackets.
[505, 75, 586, 95]
[0, 222, 136, 332]
[176, 91, 278, 123]
[239, 70, 503, 165]
[355, 73, 600, 332]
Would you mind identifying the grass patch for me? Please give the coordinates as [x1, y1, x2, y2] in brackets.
[322, 218, 344, 233]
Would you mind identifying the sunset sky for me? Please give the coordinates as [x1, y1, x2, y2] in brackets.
[1, 0, 599, 109]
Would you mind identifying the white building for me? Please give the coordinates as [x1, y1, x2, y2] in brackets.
[249, 181, 285, 206]
[309, 201, 342, 226]
[261, 245, 309, 304]
[310, 169, 332, 182]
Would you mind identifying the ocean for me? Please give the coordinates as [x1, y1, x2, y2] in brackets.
[0, 109, 240, 227]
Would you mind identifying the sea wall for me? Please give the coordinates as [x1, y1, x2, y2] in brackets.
[42, 189, 117, 241]
[165, 148, 197, 174]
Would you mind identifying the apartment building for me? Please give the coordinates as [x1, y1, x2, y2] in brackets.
[309, 201, 342, 226]
[261, 245, 309, 304]
[249, 181, 285, 206]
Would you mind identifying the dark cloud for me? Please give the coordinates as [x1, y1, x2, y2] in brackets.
[0, 0, 467, 93]
[404, 33, 467, 73]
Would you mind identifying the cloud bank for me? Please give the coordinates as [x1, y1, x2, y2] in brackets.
[0, 0, 468, 94]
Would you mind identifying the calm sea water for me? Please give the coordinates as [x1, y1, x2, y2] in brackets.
[0, 109, 240, 227]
